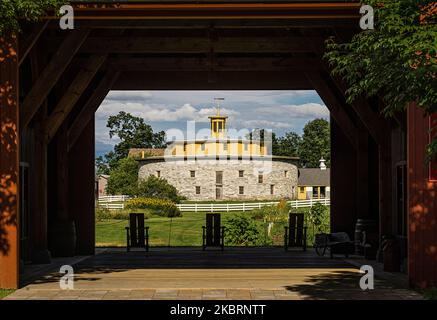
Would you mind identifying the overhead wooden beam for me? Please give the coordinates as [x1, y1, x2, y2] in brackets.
[45, 54, 107, 141]
[109, 57, 322, 71]
[70, 19, 357, 29]
[18, 20, 49, 66]
[21, 29, 90, 129]
[323, 68, 386, 145]
[46, 36, 325, 54]
[306, 72, 358, 148]
[112, 70, 312, 90]
[68, 70, 120, 150]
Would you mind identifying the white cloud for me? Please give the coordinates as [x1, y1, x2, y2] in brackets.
[255, 103, 329, 118]
[105, 90, 153, 102]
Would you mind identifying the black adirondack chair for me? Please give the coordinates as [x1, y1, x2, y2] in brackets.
[202, 213, 225, 251]
[284, 213, 307, 251]
[125, 213, 149, 252]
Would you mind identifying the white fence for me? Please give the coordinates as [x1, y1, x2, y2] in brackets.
[97, 195, 130, 210]
[176, 198, 330, 212]
[97, 196, 330, 212]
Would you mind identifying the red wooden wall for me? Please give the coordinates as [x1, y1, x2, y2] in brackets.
[407, 104, 437, 288]
[0, 35, 19, 289]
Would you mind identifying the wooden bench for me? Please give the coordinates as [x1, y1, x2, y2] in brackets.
[125, 213, 149, 252]
[284, 213, 307, 251]
[202, 213, 225, 251]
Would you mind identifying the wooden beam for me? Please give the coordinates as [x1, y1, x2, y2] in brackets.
[0, 34, 20, 289]
[18, 20, 49, 66]
[325, 71, 386, 145]
[113, 70, 312, 90]
[21, 29, 90, 129]
[109, 57, 321, 71]
[68, 70, 120, 150]
[306, 72, 358, 148]
[47, 36, 325, 54]
[45, 54, 107, 141]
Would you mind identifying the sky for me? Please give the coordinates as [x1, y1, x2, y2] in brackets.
[95, 90, 329, 157]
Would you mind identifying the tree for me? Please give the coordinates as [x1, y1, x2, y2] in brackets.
[136, 175, 183, 203]
[97, 112, 166, 171]
[275, 131, 301, 157]
[106, 157, 139, 196]
[299, 118, 330, 168]
[0, 0, 66, 34]
[95, 155, 110, 175]
[325, 0, 436, 159]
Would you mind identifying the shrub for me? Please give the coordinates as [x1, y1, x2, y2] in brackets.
[95, 208, 150, 220]
[308, 203, 329, 234]
[136, 175, 185, 203]
[125, 197, 181, 217]
[223, 214, 265, 246]
[106, 157, 139, 196]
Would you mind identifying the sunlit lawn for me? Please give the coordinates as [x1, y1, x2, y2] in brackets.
[96, 208, 325, 247]
[0, 289, 14, 299]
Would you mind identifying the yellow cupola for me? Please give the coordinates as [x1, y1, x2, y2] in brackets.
[208, 98, 228, 139]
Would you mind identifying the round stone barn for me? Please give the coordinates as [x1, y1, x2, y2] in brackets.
[136, 109, 298, 201]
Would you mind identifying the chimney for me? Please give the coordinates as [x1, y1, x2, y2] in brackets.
[319, 157, 327, 170]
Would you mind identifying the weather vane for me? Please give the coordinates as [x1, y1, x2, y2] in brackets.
[214, 97, 225, 116]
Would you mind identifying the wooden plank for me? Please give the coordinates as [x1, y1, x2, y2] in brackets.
[62, 36, 325, 54]
[407, 104, 437, 287]
[46, 54, 107, 141]
[110, 57, 321, 71]
[18, 20, 49, 66]
[0, 34, 20, 289]
[67, 70, 120, 150]
[21, 29, 90, 129]
[113, 71, 312, 90]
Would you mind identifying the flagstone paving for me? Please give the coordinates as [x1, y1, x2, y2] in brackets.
[4, 248, 423, 300]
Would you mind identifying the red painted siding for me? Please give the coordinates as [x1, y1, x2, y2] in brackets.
[0, 35, 19, 289]
[407, 104, 437, 288]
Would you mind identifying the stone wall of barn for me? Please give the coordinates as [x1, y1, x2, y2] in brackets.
[138, 158, 298, 200]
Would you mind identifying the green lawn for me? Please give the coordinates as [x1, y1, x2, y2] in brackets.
[0, 289, 14, 299]
[96, 209, 328, 247]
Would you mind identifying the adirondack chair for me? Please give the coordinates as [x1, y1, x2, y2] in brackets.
[125, 213, 149, 252]
[202, 213, 225, 251]
[284, 213, 307, 251]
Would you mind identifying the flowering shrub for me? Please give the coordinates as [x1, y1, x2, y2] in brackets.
[125, 197, 181, 217]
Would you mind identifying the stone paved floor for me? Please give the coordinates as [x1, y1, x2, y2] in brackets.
[4, 248, 423, 300]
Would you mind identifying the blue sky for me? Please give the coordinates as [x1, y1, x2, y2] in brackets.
[95, 90, 329, 157]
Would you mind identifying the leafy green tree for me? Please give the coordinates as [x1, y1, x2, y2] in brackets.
[106, 157, 139, 196]
[136, 175, 183, 203]
[275, 132, 301, 157]
[299, 118, 330, 168]
[325, 0, 436, 159]
[0, 0, 66, 34]
[95, 155, 110, 175]
[224, 214, 266, 246]
[97, 112, 166, 171]
[107, 111, 166, 161]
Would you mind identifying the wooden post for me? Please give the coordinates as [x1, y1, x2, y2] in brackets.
[330, 116, 357, 237]
[0, 34, 20, 289]
[407, 104, 437, 288]
[68, 117, 95, 255]
[28, 49, 50, 264]
[356, 125, 369, 219]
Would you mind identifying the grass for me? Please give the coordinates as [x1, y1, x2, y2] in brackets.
[96, 208, 329, 247]
[0, 289, 14, 299]
[423, 288, 437, 300]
